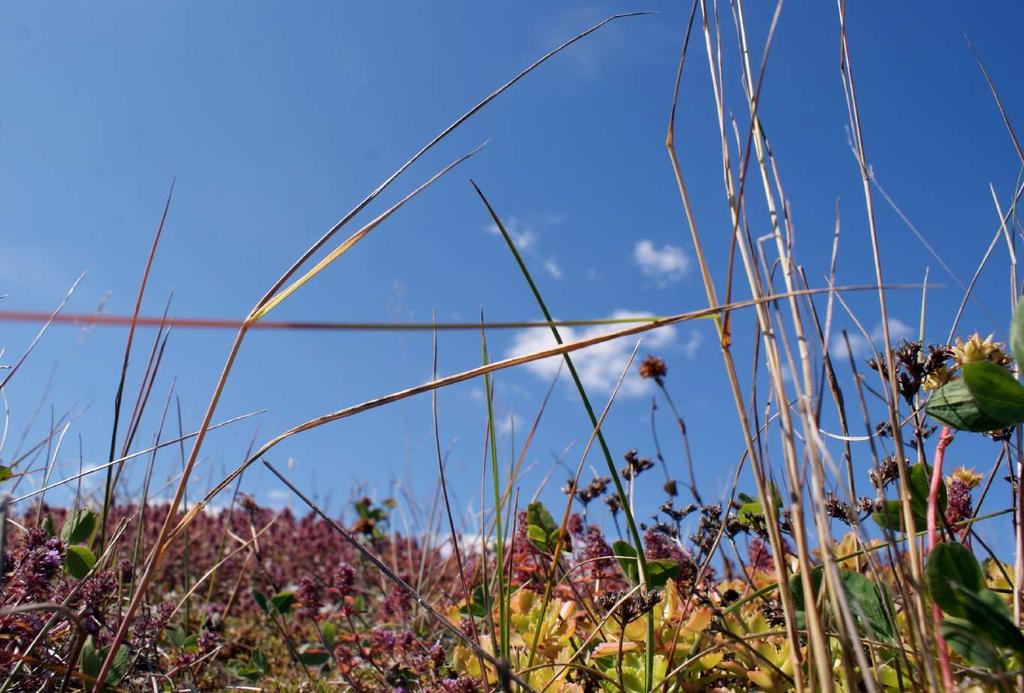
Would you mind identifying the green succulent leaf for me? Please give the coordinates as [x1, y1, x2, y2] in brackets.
[925, 379, 1006, 432]
[962, 360, 1024, 426]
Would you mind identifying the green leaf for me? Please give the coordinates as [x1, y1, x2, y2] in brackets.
[646, 559, 680, 589]
[613, 540, 640, 586]
[0, 465, 11, 483]
[321, 622, 337, 649]
[63, 545, 96, 579]
[271, 591, 297, 615]
[839, 569, 894, 639]
[251, 649, 269, 675]
[527, 501, 558, 536]
[61, 508, 98, 545]
[871, 500, 915, 533]
[1011, 296, 1024, 366]
[942, 617, 1004, 671]
[908, 463, 946, 522]
[871, 470, 940, 534]
[464, 585, 488, 618]
[253, 589, 269, 613]
[386, 665, 420, 687]
[611, 537, 680, 588]
[954, 586, 1024, 656]
[231, 664, 262, 682]
[925, 379, 1006, 432]
[107, 644, 130, 684]
[80, 637, 128, 689]
[166, 625, 198, 650]
[736, 501, 764, 527]
[927, 541, 984, 618]
[80, 637, 102, 681]
[526, 501, 562, 552]
[526, 524, 551, 552]
[963, 360, 1024, 426]
[299, 643, 331, 667]
[166, 624, 188, 648]
[789, 566, 825, 629]
[42, 515, 56, 537]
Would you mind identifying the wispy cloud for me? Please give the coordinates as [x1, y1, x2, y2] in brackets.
[830, 318, 914, 359]
[543, 259, 563, 280]
[505, 310, 677, 397]
[633, 240, 691, 286]
[486, 215, 564, 280]
[496, 410, 522, 436]
[681, 330, 702, 359]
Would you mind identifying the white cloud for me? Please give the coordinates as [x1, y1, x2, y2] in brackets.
[543, 259, 563, 280]
[486, 217, 538, 251]
[505, 310, 677, 397]
[496, 411, 521, 436]
[266, 488, 292, 504]
[681, 330, 702, 359]
[633, 240, 691, 285]
[486, 215, 563, 280]
[830, 318, 914, 359]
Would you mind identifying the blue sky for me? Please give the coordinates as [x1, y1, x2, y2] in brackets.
[2, 2, 1023, 551]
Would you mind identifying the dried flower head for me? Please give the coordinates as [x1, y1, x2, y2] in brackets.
[639, 354, 668, 382]
[621, 449, 654, 480]
[823, 491, 858, 526]
[760, 598, 786, 627]
[597, 589, 662, 625]
[870, 455, 905, 491]
[660, 500, 697, 523]
[566, 475, 611, 506]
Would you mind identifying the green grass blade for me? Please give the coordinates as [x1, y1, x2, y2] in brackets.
[471, 180, 657, 689]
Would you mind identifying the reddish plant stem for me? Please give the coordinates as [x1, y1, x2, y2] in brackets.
[928, 425, 955, 691]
